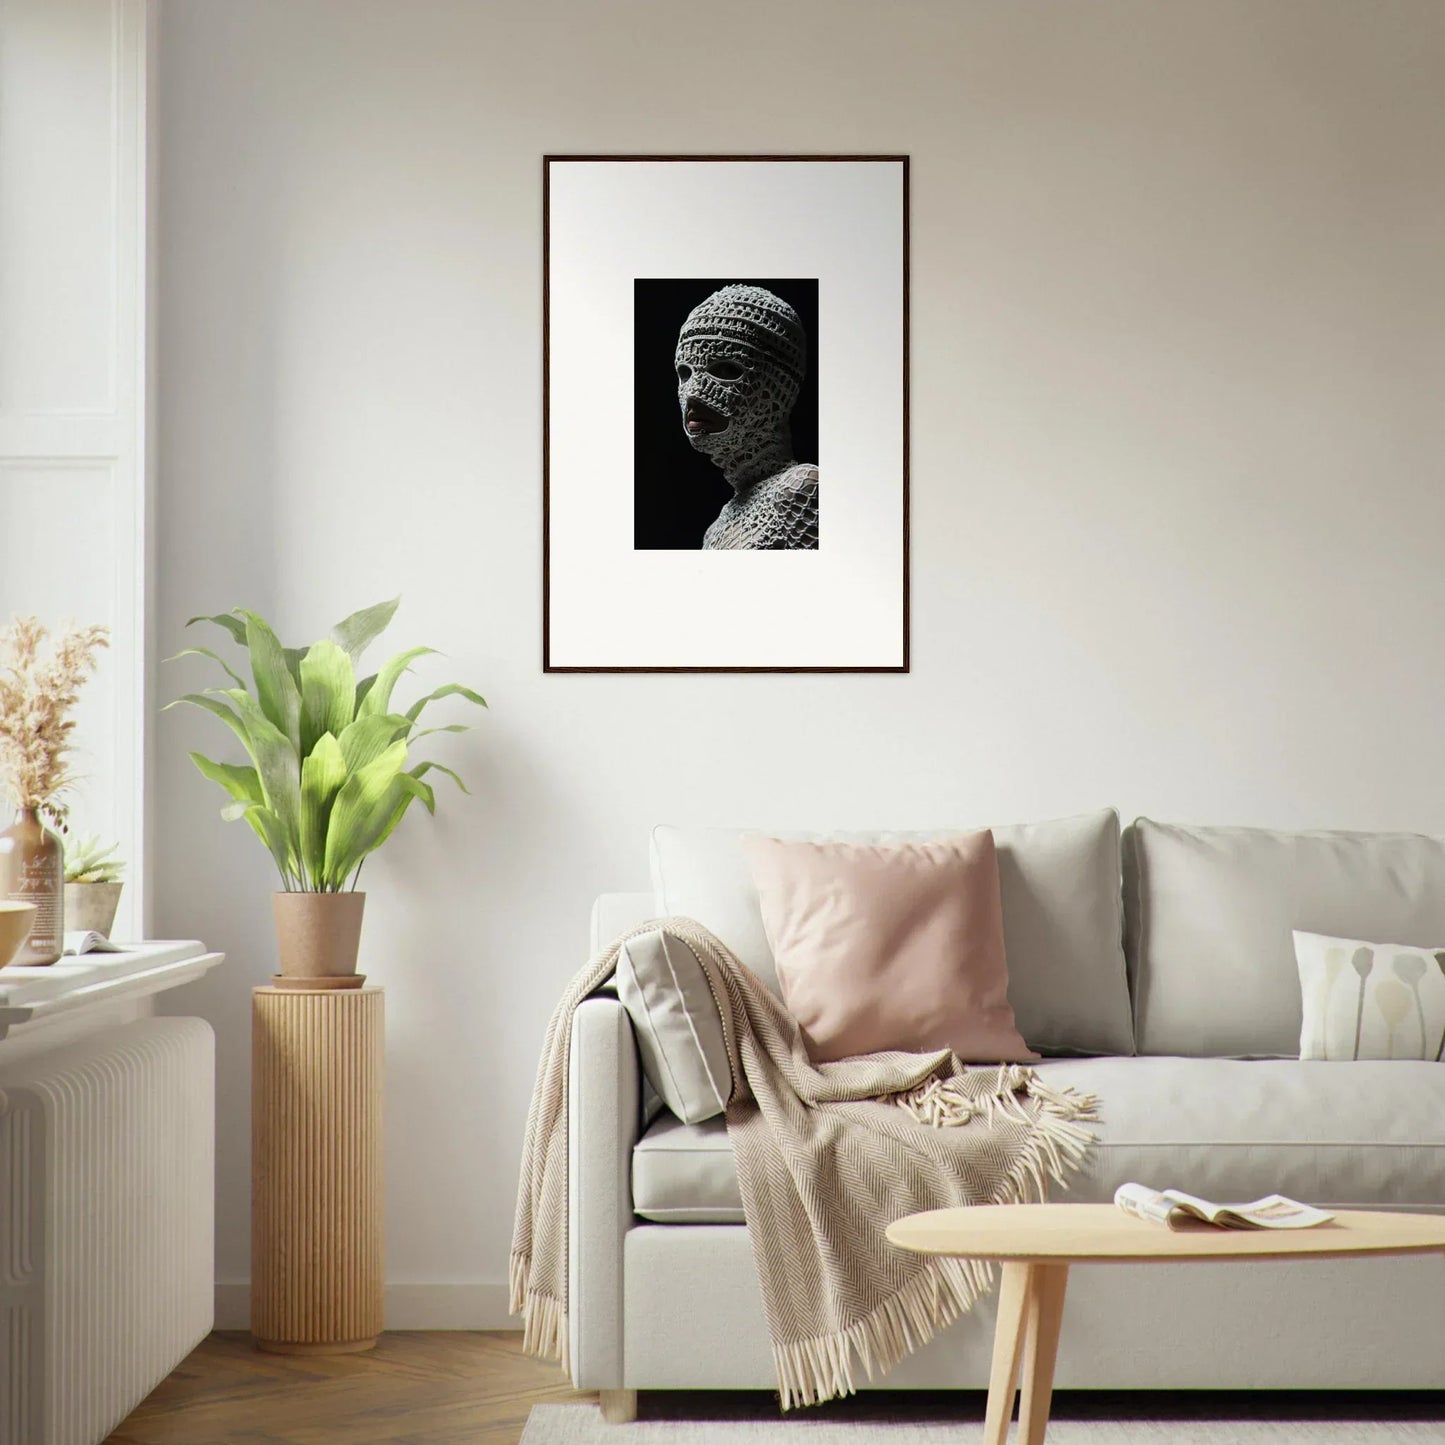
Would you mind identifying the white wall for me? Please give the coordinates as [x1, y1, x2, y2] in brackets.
[155, 0, 1445, 1324]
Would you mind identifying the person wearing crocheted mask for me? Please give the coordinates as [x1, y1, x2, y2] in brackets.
[674, 284, 820, 550]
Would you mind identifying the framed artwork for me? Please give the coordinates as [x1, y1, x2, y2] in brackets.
[543, 155, 909, 673]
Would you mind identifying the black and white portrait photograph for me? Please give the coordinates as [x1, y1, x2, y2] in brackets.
[634, 279, 819, 552]
[545, 156, 907, 671]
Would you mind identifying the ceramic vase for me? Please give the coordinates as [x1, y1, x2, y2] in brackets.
[0, 807, 64, 965]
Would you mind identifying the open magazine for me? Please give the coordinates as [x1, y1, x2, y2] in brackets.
[62, 931, 127, 955]
[1114, 1182, 1334, 1231]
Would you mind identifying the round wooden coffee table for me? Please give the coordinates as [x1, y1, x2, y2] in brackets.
[887, 1203, 1445, 1445]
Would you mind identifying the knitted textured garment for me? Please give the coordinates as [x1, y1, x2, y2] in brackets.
[674, 285, 820, 550]
[703, 463, 819, 550]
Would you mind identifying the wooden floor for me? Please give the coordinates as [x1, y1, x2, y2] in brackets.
[105, 1332, 590, 1445]
[105, 1331, 1445, 1442]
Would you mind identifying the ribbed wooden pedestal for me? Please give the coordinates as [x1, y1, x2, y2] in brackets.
[251, 985, 384, 1354]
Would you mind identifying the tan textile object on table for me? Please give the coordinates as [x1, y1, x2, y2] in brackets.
[511, 918, 1097, 1410]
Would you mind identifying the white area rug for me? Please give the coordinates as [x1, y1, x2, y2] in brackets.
[523, 1399, 1445, 1443]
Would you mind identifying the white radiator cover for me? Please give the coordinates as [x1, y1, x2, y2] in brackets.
[0, 1017, 215, 1445]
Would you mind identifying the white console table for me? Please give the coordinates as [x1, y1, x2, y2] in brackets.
[0, 941, 225, 1445]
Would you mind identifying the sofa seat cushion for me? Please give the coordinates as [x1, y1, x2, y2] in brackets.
[630, 1056, 1445, 1224]
[1050, 1056, 1445, 1209]
[633, 1113, 742, 1223]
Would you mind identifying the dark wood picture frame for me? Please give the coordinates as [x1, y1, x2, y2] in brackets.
[543, 154, 910, 674]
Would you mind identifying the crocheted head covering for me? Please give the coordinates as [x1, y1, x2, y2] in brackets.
[674, 285, 807, 478]
[677, 285, 807, 388]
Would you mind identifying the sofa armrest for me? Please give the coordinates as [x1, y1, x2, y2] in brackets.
[567, 994, 640, 1388]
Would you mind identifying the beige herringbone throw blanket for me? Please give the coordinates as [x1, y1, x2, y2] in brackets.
[511, 919, 1098, 1409]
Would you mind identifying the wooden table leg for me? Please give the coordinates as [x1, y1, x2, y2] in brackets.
[982, 1262, 1032, 1445]
[1017, 1263, 1069, 1445]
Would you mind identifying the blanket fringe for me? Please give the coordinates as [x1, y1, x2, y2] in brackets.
[983, 1081, 1098, 1204]
[773, 1254, 992, 1410]
[1013, 1079, 1101, 1200]
[508, 1249, 529, 1317]
[519, 1289, 570, 1373]
[895, 1071, 1099, 1202]
[511, 1251, 572, 1374]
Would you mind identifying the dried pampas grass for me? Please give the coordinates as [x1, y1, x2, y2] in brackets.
[0, 616, 110, 828]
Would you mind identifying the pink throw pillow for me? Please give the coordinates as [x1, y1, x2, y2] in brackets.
[742, 831, 1038, 1064]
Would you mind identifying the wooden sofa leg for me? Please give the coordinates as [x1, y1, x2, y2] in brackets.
[600, 1389, 638, 1423]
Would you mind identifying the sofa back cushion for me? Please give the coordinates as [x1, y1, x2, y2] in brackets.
[590, 893, 656, 953]
[651, 808, 1132, 1056]
[1126, 818, 1445, 1057]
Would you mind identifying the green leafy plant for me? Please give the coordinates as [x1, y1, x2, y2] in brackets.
[167, 598, 485, 892]
[64, 834, 125, 884]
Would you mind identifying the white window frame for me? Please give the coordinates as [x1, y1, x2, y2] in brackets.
[0, 0, 153, 933]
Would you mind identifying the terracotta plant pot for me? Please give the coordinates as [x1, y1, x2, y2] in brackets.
[273, 891, 366, 978]
[63, 881, 124, 938]
[0, 901, 38, 969]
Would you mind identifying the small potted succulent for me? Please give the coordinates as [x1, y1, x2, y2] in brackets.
[63, 835, 126, 938]
[168, 598, 485, 981]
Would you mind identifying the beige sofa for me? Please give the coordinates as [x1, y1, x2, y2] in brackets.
[567, 813, 1445, 1397]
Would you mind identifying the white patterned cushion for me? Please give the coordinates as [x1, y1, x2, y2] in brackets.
[1296, 930, 1445, 1061]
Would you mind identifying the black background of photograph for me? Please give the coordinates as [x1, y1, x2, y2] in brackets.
[633, 278, 818, 550]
